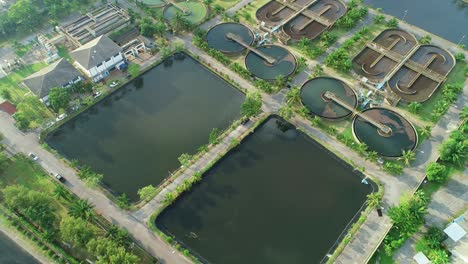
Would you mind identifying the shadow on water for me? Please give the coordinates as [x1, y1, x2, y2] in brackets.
[156, 116, 374, 264]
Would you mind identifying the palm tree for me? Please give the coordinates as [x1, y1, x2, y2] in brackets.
[420, 125, 432, 138]
[365, 151, 379, 163]
[53, 185, 69, 201]
[106, 224, 129, 246]
[366, 192, 382, 209]
[460, 106, 468, 121]
[356, 142, 368, 155]
[69, 199, 94, 220]
[286, 86, 301, 105]
[398, 150, 416, 166]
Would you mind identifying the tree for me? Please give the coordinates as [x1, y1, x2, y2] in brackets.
[69, 199, 94, 220]
[383, 161, 403, 175]
[428, 249, 449, 264]
[419, 35, 431, 44]
[7, 0, 41, 33]
[106, 224, 130, 247]
[425, 162, 448, 183]
[454, 52, 465, 62]
[386, 18, 399, 27]
[209, 128, 220, 145]
[60, 216, 97, 246]
[171, 12, 192, 32]
[420, 125, 432, 138]
[178, 153, 192, 166]
[53, 184, 70, 200]
[49, 87, 70, 111]
[274, 75, 286, 89]
[117, 193, 130, 209]
[408, 102, 422, 114]
[373, 14, 385, 24]
[241, 92, 262, 117]
[460, 106, 468, 121]
[278, 105, 293, 119]
[87, 237, 140, 264]
[128, 64, 140, 78]
[365, 151, 379, 163]
[311, 64, 323, 77]
[398, 150, 416, 166]
[439, 135, 466, 166]
[285, 86, 301, 105]
[137, 185, 157, 201]
[366, 192, 382, 209]
[2, 185, 57, 231]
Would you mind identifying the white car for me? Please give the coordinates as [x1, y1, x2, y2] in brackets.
[93, 91, 101, 98]
[56, 114, 67, 121]
[28, 152, 38, 161]
[109, 81, 119, 88]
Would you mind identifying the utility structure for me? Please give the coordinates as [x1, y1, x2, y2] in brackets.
[323, 91, 392, 136]
[225, 33, 277, 64]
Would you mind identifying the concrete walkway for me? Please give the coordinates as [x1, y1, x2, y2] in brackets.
[0, 112, 192, 264]
[393, 169, 468, 263]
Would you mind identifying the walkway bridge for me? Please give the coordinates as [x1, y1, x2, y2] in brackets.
[366, 42, 446, 84]
[225, 33, 277, 64]
[323, 91, 392, 136]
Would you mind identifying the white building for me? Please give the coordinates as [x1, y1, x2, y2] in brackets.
[70, 35, 126, 82]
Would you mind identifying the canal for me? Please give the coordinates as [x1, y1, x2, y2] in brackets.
[156, 116, 373, 264]
[364, 0, 468, 46]
[0, 231, 39, 264]
[46, 53, 244, 201]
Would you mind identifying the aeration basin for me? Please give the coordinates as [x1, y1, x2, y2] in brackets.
[300, 77, 357, 119]
[352, 107, 418, 157]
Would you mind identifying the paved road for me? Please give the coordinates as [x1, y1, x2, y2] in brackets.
[0, 112, 192, 264]
[0, 228, 49, 264]
[394, 168, 468, 263]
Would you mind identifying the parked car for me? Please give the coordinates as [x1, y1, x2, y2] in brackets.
[56, 114, 67, 121]
[93, 91, 101, 98]
[109, 81, 119, 88]
[54, 173, 66, 183]
[28, 152, 38, 161]
[241, 117, 250, 125]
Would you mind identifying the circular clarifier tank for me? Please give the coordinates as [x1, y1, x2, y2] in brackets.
[206, 23, 255, 53]
[300, 77, 357, 119]
[163, 1, 207, 25]
[352, 107, 418, 157]
[245, 45, 297, 81]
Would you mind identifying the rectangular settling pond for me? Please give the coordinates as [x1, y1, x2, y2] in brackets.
[46, 53, 244, 201]
[156, 116, 374, 264]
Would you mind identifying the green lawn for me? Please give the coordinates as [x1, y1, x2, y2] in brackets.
[417, 60, 467, 121]
[0, 63, 53, 129]
[0, 154, 68, 216]
[214, 0, 241, 10]
[164, 1, 208, 25]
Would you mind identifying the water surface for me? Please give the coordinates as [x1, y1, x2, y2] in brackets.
[0, 231, 39, 264]
[364, 0, 468, 46]
[47, 53, 244, 200]
[157, 116, 372, 264]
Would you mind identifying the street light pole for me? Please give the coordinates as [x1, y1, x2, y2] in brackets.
[457, 35, 465, 46]
[402, 10, 408, 21]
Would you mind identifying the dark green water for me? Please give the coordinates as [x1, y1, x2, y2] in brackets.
[0, 232, 39, 264]
[156, 116, 372, 264]
[245, 45, 296, 80]
[206, 23, 254, 53]
[46, 53, 244, 200]
[364, 0, 467, 46]
[300, 77, 357, 119]
[353, 108, 417, 157]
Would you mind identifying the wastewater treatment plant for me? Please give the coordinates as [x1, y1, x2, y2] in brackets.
[0, 0, 466, 264]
